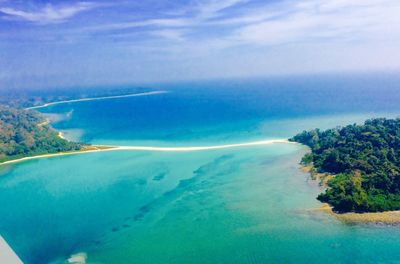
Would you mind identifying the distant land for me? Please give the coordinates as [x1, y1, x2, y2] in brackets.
[26, 90, 167, 110]
[0, 87, 152, 108]
[291, 118, 400, 213]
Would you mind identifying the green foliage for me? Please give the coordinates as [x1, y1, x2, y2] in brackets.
[301, 153, 313, 165]
[291, 118, 400, 212]
[0, 106, 82, 162]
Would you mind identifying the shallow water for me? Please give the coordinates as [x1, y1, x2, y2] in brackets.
[1, 75, 400, 263]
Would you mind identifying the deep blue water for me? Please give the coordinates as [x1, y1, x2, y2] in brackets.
[39, 73, 400, 144]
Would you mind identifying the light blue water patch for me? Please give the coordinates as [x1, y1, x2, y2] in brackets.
[0, 143, 301, 263]
[87, 144, 400, 264]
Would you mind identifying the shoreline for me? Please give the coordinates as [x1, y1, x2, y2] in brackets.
[0, 139, 292, 166]
[300, 162, 400, 224]
[315, 204, 400, 225]
[26, 90, 168, 110]
[301, 164, 333, 186]
[0, 146, 116, 166]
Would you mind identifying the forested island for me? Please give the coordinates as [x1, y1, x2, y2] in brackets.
[291, 118, 400, 213]
[0, 106, 83, 162]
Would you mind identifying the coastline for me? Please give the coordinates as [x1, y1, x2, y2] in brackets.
[301, 164, 400, 225]
[301, 164, 333, 186]
[26, 90, 168, 110]
[0, 146, 116, 166]
[0, 139, 292, 166]
[300, 161, 400, 224]
[315, 204, 400, 225]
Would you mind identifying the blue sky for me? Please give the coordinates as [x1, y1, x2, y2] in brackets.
[1, 0, 400, 89]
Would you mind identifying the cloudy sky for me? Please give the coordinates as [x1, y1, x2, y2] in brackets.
[1, 0, 400, 89]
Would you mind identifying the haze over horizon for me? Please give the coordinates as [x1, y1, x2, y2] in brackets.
[1, 0, 400, 89]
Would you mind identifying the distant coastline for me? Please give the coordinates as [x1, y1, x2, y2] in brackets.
[26, 90, 168, 110]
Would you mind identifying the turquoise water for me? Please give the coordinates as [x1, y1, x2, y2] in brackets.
[1, 75, 400, 263]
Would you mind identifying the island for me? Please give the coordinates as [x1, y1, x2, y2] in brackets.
[291, 118, 400, 214]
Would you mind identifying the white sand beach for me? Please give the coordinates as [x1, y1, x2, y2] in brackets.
[114, 139, 292, 152]
[0, 139, 292, 166]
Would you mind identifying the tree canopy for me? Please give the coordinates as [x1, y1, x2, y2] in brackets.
[0, 106, 82, 162]
[291, 118, 400, 212]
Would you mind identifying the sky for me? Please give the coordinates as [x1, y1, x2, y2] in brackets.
[1, 0, 400, 89]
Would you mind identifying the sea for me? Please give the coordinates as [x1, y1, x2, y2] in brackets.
[1, 73, 400, 263]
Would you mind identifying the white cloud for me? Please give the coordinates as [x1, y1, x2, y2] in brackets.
[150, 29, 186, 41]
[2, 0, 400, 88]
[48, 0, 398, 56]
[80, 0, 246, 34]
[75, 0, 400, 48]
[0, 2, 97, 24]
[195, 0, 248, 19]
[83, 18, 191, 32]
[231, 0, 400, 45]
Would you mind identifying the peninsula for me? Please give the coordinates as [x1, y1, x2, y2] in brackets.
[0, 105, 86, 163]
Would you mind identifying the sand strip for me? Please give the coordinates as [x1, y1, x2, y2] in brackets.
[313, 204, 400, 225]
[26, 90, 168, 110]
[112, 139, 292, 152]
[0, 139, 293, 166]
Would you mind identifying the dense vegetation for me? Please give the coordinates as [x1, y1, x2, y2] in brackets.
[0, 106, 82, 162]
[291, 118, 400, 213]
